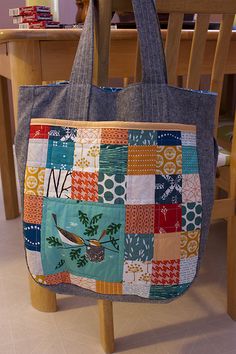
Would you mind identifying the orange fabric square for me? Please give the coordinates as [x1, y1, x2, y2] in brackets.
[128, 146, 157, 175]
[45, 272, 71, 285]
[96, 280, 123, 294]
[154, 233, 181, 261]
[23, 195, 43, 224]
[126, 205, 155, 234]
[180, 230, 200, 258]
[156, 146, 182, 174]
[101, 128, 128, 145]
[71, 171, 98, 201]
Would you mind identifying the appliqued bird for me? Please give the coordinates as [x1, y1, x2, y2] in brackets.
[52, 214, 85, 246]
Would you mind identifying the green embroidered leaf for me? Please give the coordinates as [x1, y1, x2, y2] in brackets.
[106, 223, 121, 236]
[70, 248, 81, 260]
[78, 211, 89, 226]
[46, 236, 62, 247]
[77, 255, 88, 268]
[90, 213, 103, 225]
[110, 236, 119, 251]
[84, 224, 99, 237]
[55, 259, 65, 270]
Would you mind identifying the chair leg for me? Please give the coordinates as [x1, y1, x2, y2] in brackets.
[98, 300, 115, 353]
[227, 215, 236, 320]
[29, 275, 57, 313]
[0, 76, 19, 220]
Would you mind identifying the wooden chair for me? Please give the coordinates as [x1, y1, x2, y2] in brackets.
[29, 1, 236, 353]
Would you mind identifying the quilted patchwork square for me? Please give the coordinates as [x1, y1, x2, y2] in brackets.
[182, 174, 202, 203]
[157, 131, 181, 146]
[124, 234, 154, 261]
[128, 130, 157, 146]
[75, 128, 101, 144]
[155, 204, 182, 233]
[44, 272, 71, 285]
[70, 275, 96, 292]
[98, 173, 126, 204]
[128, 146, 157, 175]
[155, 174, 182, 204]
[24, 195, 43, 224]
[29, 125, 50, 139]
[101, 128, 128, 145]
[24, 167, 45, 196]
[126, 205, 155, 234]
[49, 126, 77, 142]
[182, 146, 199, 174]
[123, 283, 150, 298]
[182, 202, 202, 231]
[47, 140, 75, 170]
[99, 145, 128, 174]
[23, 222, 41, 251]
[123, 260, 152, 285]
[71, 171, 98, 202]
[127, 175, 155, 204]
[74, 144, 100, 173]
[96, 281, 122, 295]
[181, 230, 200, 259]
[149, 283, 190, 300]
[154, 233, 181, 261]
[26, 249, 44, 275]
[151, 260, 180, 285]
[181, 132, 196, 146]
[27, 139, 48, 168]
[179, 256, 198, 284]
[44, 169, 72, 199]
[156, 146, 182, 175]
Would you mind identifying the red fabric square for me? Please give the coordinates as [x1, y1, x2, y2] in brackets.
[29, 125, 50, 139]
[125, 205, 155, 234]
[155, 204, 182, 233]
[71, 171, 98, 202]
[151, 260, 180, 285]
[45, 272, 71, 285]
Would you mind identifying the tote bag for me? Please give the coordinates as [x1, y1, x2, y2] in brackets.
[15, 0, 217, 302]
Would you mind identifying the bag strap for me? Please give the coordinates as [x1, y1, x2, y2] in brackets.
[66, 0, 167, 119]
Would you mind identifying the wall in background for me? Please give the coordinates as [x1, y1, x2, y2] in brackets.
[0, 0, 76, 28]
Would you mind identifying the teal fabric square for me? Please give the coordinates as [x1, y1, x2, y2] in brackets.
[46, 140, 75, 170]
[99, 145, 128, 174]
[149, 283, 190, 300]
[41, 198, 125, 282]
[182, 146, 199, 174]
[128, 130, 157, 145]
[98, 173, 126, 204]
[124, 234, 154, 261]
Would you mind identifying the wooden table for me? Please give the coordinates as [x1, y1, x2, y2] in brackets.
[0, 28, 236, 219]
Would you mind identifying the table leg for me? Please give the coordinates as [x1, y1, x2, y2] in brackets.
[0, 75, 19, 219]
[98, 299, 115, 353]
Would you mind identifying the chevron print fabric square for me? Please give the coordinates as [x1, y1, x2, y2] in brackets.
[23, 120, 203, 301]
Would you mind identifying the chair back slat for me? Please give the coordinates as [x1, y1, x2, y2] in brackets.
[186, 14, 210, 90]
[210, 14, 235, 136]
[165, 13, 184, 86]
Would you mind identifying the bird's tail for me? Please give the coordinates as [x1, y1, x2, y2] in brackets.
[52, 213, 57, 226]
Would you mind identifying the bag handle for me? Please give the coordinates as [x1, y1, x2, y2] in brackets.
[66, 0, 167, 119]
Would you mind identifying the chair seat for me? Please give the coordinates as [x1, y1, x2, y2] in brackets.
[218, 146, 230, 167]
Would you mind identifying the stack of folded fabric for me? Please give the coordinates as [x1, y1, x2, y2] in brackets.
[9, 6, 60, 29]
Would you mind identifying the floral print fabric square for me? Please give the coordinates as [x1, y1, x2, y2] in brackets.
[24, 120, 202, 301]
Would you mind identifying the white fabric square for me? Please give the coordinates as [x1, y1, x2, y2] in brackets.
[70, 274, 96, 291]
[179, 256, 198, 284]
[44, 169, 72, 198]
[27, 139, 48, 167]
[73, 144, 100, 173]
[181, 132, 196, 146]
[182, 174, 202, 203]
[123, 283, 151, 298]
[26, 249, 44, 275]
[126, 175, 155, 204]
[123, 260, 152, 286]
[75, 128, 101, 144]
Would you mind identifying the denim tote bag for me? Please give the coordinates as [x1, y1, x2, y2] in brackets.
[15, 0, 217, 302]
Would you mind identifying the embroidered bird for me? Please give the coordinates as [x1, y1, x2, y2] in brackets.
[52, 214, 85, 246]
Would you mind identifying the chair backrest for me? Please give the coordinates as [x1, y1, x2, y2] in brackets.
[94, 0, 236, 134]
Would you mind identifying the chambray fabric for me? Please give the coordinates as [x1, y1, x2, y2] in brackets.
[15, 0, 217, 303]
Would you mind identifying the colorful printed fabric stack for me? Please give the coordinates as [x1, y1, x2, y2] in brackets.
[9, 6, 60, 29]
[23, 118, 202, 301]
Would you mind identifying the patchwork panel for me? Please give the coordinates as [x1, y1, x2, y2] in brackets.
[98, 173, 126, 204]
[24, 121, 202, 301]
[156, 146, 182, 175]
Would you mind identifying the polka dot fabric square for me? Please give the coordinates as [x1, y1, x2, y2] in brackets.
[24, 121, 203, 301]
